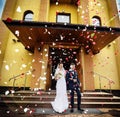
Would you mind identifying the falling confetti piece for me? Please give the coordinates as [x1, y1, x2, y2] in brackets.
[44, 81, 46, 84]
[45, 54, 48, 57]
[22, 64, 27, 68]
[5, 90, 9, 95]
[44, 48, 47, 52]
[6, 111, 10, 114]
[37, 91, 42, 95]
[6, 17, 12, 22]
[42, 110, 45, 113]
[35, 83, 38, 86]
[24, 108, 30, 113]
[29, 110, 33, 114]
[49, 88, 51, 91]
[11, 90, 15, 94]
[77, 0, 80, 6]
[42, 65, 45, 69]
[28, 36, 32, 40]
[4, 82, 8, 85]
[56, 1, 58, 5]
[16, 6, 21, 12]
[5, 65, 9, 70]
[15, 49, 19, 52]
[15, 30, 19, 37]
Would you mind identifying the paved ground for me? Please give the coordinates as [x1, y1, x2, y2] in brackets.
[33, 108, 120, 117]
[0, 108, 120, 117]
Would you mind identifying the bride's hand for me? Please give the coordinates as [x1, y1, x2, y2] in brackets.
[80, 83, 82, 87]
[73, 79, 77, 82]
[55, 77, 58, 80]
[70, 78, 73, 80]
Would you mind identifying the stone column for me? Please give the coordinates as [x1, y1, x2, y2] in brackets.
[77, 0, 90, 25]
[39, 0, 50, 22]
[0, 0, 17, 79]
[31, 44, 43, 90]
[107, 0, 120, 27]
[31, 44, 49, 90]
[81, 48, 95, 91]
[107, 0, 120, 89]
[39, 44, 49, 90]
[77, 48, 84, 92]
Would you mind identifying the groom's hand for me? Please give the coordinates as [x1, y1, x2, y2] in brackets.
[70, 78, 73, 80]
[80, 83, 82, 87]
[73, 79, 77, 82]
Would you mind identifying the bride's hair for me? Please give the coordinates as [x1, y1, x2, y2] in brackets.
[58, 62, 63, 65]
[56, 62, 64, 70]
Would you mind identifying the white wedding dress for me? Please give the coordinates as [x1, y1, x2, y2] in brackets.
[51, 68, 69, 113]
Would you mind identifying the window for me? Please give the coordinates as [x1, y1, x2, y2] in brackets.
[0, 0, 6, 18]
[56, 12, 71, 23]
[116, 0, 120, 19]
[92, 16, 101, 26]
[23, 10, 34, 21]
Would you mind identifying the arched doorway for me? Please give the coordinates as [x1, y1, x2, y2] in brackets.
[49, 46, 83, 90]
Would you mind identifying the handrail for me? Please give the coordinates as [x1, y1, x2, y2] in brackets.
[92, 71, 115, 93]
[9, 69, 35, 90]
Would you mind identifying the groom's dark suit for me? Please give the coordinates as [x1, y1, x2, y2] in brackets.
[66, 69, 81, 111]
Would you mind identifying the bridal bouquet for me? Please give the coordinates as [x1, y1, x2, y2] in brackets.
[58, 72, 63, 78]
[55, 72, 63, 80]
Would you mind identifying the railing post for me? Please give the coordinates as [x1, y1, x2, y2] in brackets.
[109, 80, 112, 93]
[99, 75, 101, 92]
[13, 79, 16, 90]
[24, 74, 27, 90]
[92, 71, 114, 93]
[9, 69, 35, 91]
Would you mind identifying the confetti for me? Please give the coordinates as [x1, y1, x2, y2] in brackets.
[16, 6, 21, 12]
[6, 111, 10, 114]
[11, 90, 15, 94]
[6, 17, 12, 22]
[56, 1, 58, 5]
[5, 65, 9, 70]
[28, 36, 32, 40]
[77, 0, 80, 6]
[42, 110, 45, 113]
[45, 54, 48, 57]
[24, 108, 30, 113]
[22, 64, 27, 68]
[5, 90, 9, 95]
[44, 48, 47, 52]
[49, 88, 51, 91]
[42, 65, 45, 69]
[15, 49, 19, 52]
[15, 30, 19, 37]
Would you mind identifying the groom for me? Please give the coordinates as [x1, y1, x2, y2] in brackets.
[66, 63, 84, 113]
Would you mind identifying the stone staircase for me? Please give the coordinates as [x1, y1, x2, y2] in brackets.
[0, 90, 120, 116]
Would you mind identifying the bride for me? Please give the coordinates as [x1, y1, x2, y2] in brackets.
[51, 63, 69, 113]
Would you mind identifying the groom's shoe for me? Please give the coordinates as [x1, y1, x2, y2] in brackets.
[78, 108, 84, 112]
[70, 109, 74, 113]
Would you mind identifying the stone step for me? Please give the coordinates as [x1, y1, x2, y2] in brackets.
[1, 95, 120, 102]
[1, 107, 119, 117]
[12, 91, 113, 97]
[0, 100, 120, 108]
[1, 90, 119, 109]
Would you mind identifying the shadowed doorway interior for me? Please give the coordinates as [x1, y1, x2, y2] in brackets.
[49, 47, 81, 90]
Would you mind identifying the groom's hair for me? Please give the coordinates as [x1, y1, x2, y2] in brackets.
[58, 62, 63, 65]
[70, 63, 75, 66]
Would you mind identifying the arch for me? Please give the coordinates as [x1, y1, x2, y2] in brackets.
[92, 16, 102, 26]
[23, 10, 34, 21]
